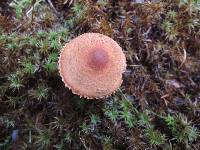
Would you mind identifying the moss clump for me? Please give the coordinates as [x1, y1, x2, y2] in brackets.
[0, 0, 200, 149]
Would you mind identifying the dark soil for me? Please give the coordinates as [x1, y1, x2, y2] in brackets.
[0, 0, 200, 150]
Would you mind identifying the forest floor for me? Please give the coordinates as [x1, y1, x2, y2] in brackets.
[0, 0, 200, 150]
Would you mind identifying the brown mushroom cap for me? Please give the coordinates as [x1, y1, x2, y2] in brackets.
[59, 33, 126, 99]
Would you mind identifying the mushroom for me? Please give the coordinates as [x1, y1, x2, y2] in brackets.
[59, 33, 126, 99]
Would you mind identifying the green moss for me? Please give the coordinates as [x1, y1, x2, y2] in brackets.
[0, 1, 200, 149]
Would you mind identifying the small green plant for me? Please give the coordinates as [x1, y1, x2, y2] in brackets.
[43, 60, 57, 73]
[175, 114, 199, 146]
[162, 20, 178, 41]
[162, 20, 172, 32]
[29, 37, 38, 47]
[6, 43, 18, 51]
[50, 39, 61, 50]
[97, 0, 109, 7]
[120, 99, 133, 111]
[51, 117, 65, 130]
[145, 126, 166, 147]
[72, 3, 87, 18]
[48, 30, 58, 41]
[167, 10, 177, 19]
[48, 52, 58, 62]
[20, 59, 38, 75]
[10, 0, 32, 19]
[80, 122, 90, 134]
[36, 30, 47, 39]
[138, 111, 151, 127]
[53, 142, 64, 150]
[64, 18, 76, 29]
[35, 129, 52, 149]
[6, 96, 23, 108]
[102, 136, 113, 150]
[19, 142, 33, 150]
[0, 116, 15, 128]
[187, 18, 199, 32]
[90, 114, 100, 126]
[29, 85, 49, 101]
[120, 110, 135, 128]
[164, 114, 176, 133]
[58, 27, 69, 41]
[0, 33, 6, 42]
[180, 0, 200, 6]
[43, 51, 58, 73]
[63, 132, 72, 143]
[38, 40, 49, 54]
[8, 73, 23, 91]
[21, 34, 31, 43]
[104, 109, 119, 123]
[116, 95, 137, 128]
